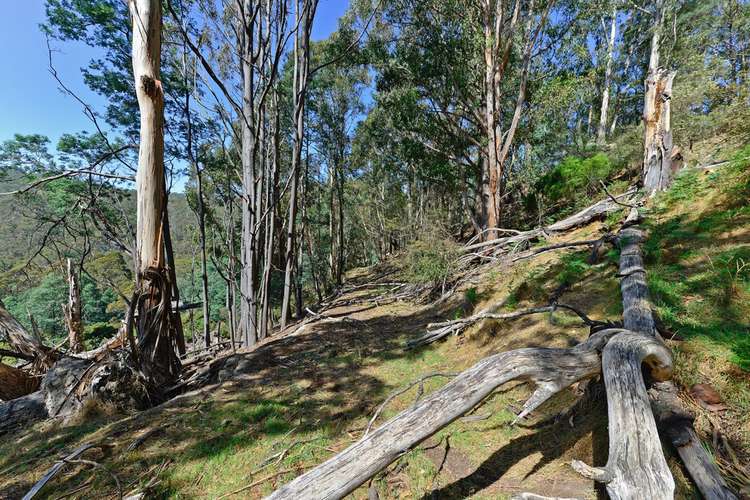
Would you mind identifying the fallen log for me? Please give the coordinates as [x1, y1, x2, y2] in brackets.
[266, 328, 624, 500]
[572, 208, 737, 499]
[0, 391, 47, 434]
[458, 190, 636, 267]
[406, 303, 608, 349]
[571, 330, 674, 499]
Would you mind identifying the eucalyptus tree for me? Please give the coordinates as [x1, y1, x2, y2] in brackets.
[307, 35, 369, 286]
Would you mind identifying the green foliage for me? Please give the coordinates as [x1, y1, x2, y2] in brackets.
[527, 153, 618, 220]
[403, 236, 459, 285]
[645, 188, 750, 370]
[84, 322, 118, 347]
[464, 287, 478, 306]
[556, 252, 592, 287]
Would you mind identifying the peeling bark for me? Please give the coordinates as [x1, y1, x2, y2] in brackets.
[0, 300, 56, 370]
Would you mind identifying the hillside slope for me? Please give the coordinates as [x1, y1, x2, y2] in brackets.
[0, 164, 748, 499]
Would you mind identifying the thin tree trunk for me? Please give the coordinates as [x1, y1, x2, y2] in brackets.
[240, 0, 258, 347]
[596, 8, 617, 144]
[197, 164, 211, 347]
[336, 162, 345, 286]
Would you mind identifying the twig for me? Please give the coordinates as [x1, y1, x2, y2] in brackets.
[22, 443, 99, 500]
[599, 180, 636, 209]
[364, 372, 459, 438]
[51, 476, 94, 500]
[216, 464, 315, 499]
[63, 459, 122, 500]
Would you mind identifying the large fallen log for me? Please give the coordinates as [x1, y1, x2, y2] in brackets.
[0, 391, 47, 434]
[571, 330, 675, 499]
[265, 328, 625, 500]
[572, 208, 737, 499]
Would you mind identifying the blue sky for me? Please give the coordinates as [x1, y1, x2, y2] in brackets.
[0, 0, 351, 146]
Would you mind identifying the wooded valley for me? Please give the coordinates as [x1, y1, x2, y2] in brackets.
[1, 0, 749, 498]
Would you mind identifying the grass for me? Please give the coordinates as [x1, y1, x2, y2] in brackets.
[3, 161, 750, 498]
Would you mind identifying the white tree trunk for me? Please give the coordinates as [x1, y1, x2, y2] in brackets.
[596, 8, 617, 145]
[130, 0, 166, 273]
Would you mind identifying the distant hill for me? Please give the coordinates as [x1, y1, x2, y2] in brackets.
[0, 171, 195, 274]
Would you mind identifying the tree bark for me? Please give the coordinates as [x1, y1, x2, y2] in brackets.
[129, 0, 180, 386]
[573, 209, 737, 499]
[572, 330, 675, 499]
[642, 0, 676, 196]
[0, 300, 56, 370]
[240, 0, 259, 347]
[196, 163, 211, 348]
[281, 0, 317, 328]
[0, 362, 39, 400]
[62, 259, 85, 353]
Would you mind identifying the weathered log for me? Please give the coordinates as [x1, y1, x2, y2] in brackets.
[572, 208, 737, 499]
[461, 190, 635, 255]
[266, 329, 624, 500]
[618, 215, 737, 499]
[0, 361, 40, 400]
[571, 331, 675, 499]
[650, 381, 738, 499]
[0, 391, 47, 434]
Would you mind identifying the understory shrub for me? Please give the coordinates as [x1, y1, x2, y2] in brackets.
[403, 232, 459, 285]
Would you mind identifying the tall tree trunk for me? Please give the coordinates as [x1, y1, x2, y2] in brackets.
[129, 0, 180, 385]
[261, 89, 281, 339]
[62, 259, 84, 353]
[335, 161, 345, 286]
[240, 0, 258, 347]
[281, 0, 317, 328]
[162, 206, 187, 356]
[596, 7, 617, 144]
[642, 0, 675, 196]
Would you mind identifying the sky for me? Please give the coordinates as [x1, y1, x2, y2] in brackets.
[0, 0, 351, 147]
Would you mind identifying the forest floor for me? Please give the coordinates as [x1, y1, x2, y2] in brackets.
[1, 165, 748, 499]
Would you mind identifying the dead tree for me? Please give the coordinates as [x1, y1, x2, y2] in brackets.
[642, 0, 676, 195]
[0, 300, 57, 371]
[62, 258, 85, 353]
[572, 209, 737, 500]
[266, 329, 625, 499]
